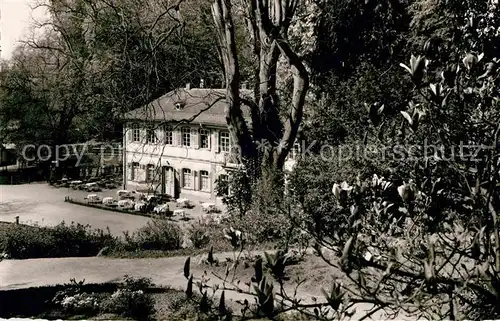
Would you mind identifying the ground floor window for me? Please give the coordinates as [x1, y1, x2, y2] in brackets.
[217, 174, 229, 195]
[130, 162, 139, 180]
[147, 164, 156, 182]
[165, 167, 172, 183]
[200, 170, 209, 191]
[182, 168, 192, 188]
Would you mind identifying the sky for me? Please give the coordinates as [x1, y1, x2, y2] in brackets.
[1, 0, 47, 60]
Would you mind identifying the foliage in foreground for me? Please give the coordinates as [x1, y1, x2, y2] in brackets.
[52, 276, 155, 320]
[212, 1, 500, 319]
[288, 11, 500, 321]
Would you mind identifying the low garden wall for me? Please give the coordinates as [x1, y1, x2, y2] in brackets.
[64, 197, 160, 218]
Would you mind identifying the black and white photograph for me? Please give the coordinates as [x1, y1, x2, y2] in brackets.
[1, 0, 500, 319]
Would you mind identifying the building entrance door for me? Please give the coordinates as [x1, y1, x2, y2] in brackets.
[163, 166, 177, 197]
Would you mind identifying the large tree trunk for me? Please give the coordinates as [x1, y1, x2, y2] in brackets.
[212, 0, 308, 173]
[212, 0, 257, 164]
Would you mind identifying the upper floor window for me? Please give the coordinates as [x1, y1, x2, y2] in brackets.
[163, 125, 173, 145]
[182, 127, 191, 147]
[219, 131, 230, 152]
[200, 129, 210, 149]
[147, 128, 157, 144]
[132, 125, 141, 142]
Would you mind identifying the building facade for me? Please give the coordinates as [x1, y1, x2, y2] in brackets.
[123, 86, 249, 203]
[123, 85, 299, 203]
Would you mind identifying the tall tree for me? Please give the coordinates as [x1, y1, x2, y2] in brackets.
[0, 0, 222, 148]
[212, 0, 309, 171]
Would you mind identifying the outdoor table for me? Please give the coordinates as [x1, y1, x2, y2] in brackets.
[176, 198, 190, 207]
[173, 209, 186, 217]
[201, 202, 217, 212]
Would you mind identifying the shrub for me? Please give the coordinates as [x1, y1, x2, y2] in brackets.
[50, 223, 117, 257]
[162, 290, 200, 320]
[126, 219, 182, 251]
[100, 276, 155, 319]
[122, 275, 153, 291]
[100, 288, 155, 320]
[53, 292, 102, 316]
[0, 222, 117, 259]
[188, 223, 211, 249]
[51, 276, 155, 320]
[189, 221, 234, 252]
[219, 167, 305, 246]
[163, 291, 223, 321]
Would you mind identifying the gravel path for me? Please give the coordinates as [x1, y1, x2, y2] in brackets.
[0, 183, 151, 236]
[0, 251, 400, 320]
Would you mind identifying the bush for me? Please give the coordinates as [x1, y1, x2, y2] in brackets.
[51, 276, 155, 320]
[163, 291, 223, 321]
[188, 223, 211, 249]
[125, 219, 182, 251]
[159, 290, 200, 320]
[53, 292, 102, 316]
[121, 275, 153, 291]
[100, 288, 155, 320]
[219, 167, 306, 246]
[0, 222, 117, 259]
[100, 276, 155, 320]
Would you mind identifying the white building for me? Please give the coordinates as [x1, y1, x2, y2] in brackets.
[123, 85, 249, 203]
[123, 84, 298, 203]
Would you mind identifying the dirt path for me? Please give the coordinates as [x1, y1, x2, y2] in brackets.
[0, 251, 405, 320]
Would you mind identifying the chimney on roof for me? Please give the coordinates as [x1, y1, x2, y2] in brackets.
[185, 83, 191, 90]
[200, 79, 204, 88]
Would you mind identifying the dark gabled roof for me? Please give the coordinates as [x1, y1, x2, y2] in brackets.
[125, 88, 253, 127]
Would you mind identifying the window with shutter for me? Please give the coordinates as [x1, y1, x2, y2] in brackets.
[182, 168, 192, 188]
[176, 128, 183, 146]
[172, 129, 178, 146]
[199, 129, 210, 149]
[163, 125, 173, 145]
[131, 162, 139, 181]
[181, 127, 191, 147]
[219, 131, 230, 152]
[147, 164, 155, 182]
[132, 124, 141, 142]
[200, 170, 209, 191]
[146, 128, 157, 144]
